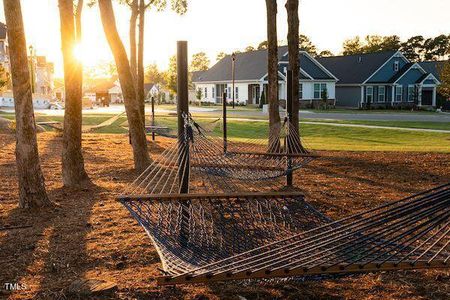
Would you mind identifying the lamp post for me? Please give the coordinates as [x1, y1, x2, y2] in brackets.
[28, 45, 35, 94]
[231, 52, 236, 109]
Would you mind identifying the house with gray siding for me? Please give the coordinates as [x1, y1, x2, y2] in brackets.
[317, 51, 441, 108]
[192, 46, 337, 107]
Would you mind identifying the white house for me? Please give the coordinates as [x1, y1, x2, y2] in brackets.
[192, 46, 337, 108]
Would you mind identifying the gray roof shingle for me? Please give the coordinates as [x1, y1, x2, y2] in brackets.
[418, 61, 447, 81]
[193, 46, 335, 83]
[194, 46, 288, 82]
[316, 51, 397, 84]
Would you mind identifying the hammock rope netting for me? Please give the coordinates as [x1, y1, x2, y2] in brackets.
[118, 115, 449, 285]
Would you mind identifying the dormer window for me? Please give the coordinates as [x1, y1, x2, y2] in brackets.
[394, 61, 399, 72]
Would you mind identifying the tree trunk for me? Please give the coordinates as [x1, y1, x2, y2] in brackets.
[4, 0, 51, 208]
[285, 0, 305, 153]
[129, 0, 138, 79]
[137, 0, 146, 129]
[59, 0, 90, 187]
[98, 0, 151, 171]
[266, 0, 281, 153]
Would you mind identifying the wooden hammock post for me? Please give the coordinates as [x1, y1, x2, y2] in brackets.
[177, 41, 190, 194]
[151, 96, 155, 141]
[177, 41, 190, 246]
[222, 91, 227, 153]
[286, 69, 293, 187]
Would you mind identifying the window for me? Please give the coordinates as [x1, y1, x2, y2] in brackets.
[394, 61, 399, 72]
[378, 86, 385, 102]
[321, 84, 327, 98]
[299, 84, 303, 99]
[227, 87, 231, 99]
[366, 86, 373, 103]
[408, 85, 415, 102]
[314, 83, 327, 99]
[314, 84, 320, 99]
[235, 87, 239, 99]
[395, 85, 403, 102]
[212, 87, 215, 98]
[204, 87, 207, 99]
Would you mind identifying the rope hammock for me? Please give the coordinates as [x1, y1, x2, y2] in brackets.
[118, 115, 449, 285]
[118, 48, 448, 285]
[143, 184, 450, 284]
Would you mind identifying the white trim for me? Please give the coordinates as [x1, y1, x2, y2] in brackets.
[362, 51, 410, 84]
[365, 86, 374, 103]
[360, 86, 364, 107]
[300, 68, 314, 80]
[392, 63, 427, 84]
[394, 85, 403, 102]
[336, 84, 363, 87]
[258, 71, 287, 82]
[418, 73, 441, 85]
[378, 86, 386, 102]
[193, 79, 261, 84]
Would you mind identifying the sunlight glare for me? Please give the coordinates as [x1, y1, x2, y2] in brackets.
[72, 43, 102, 68]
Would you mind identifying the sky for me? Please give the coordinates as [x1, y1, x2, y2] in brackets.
[0, 0, 449, 77]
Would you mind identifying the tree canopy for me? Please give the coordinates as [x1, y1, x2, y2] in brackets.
[438, 61, 450, 99]
[342, 34, 450, 61]
[190, 52, 210, 71]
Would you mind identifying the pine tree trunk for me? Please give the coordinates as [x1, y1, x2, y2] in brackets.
[4, 0, 51, 208]
[285, 0, 305, 153]
[59, 0, 90, 187]
[137, 0, 146, 129]
[98, 0, 151, 172]
[266, 0, 281, 153]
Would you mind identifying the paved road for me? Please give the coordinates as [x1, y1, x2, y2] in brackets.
[222, 110, 450, 123]
[3, 105, 449, 123]
[298, 111, 450, 123]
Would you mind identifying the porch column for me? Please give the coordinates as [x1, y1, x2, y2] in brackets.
[432, 86, 437, 107]
[391, 85, 395, 106]
[259, 82, 264, 103]
[360, 86, 364, 108]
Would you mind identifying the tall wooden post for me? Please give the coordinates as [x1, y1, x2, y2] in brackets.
[231, 53, 236, 109]
[151, 96, 155, 141]
[222, 91, 227, 153]
[177, 41, 189, 194]
[286, 69, 293, 187]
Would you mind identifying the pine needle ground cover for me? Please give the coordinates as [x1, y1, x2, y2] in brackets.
[0, 132, 449, 299]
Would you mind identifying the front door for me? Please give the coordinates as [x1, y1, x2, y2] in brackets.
[422, 90, 433, 106]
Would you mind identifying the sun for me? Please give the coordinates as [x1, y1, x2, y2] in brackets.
[72, 43, 102, 68]
[73, 43, 84, 62]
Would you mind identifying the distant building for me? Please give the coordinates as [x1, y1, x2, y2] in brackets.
[0, 22, 9, 72]
[32, 56, 54, 97]
[192, 46, 337, 108]
[0, 22, 56, 106]
[317, 51, 441, 108]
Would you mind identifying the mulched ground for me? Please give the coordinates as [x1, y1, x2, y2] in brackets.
[0, 132, 449, 300]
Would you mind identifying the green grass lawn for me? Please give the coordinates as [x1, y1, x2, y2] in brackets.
[2, 112, 448, 152]
[146, 118, 450, 153]
[302, 108, 438, 114]
[301, 119, 450, 131]
[0, 113, 111, 126]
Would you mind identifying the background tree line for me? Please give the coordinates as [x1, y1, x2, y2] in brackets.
[226, 34, 450, 62]
[342, 34, 450, 61]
